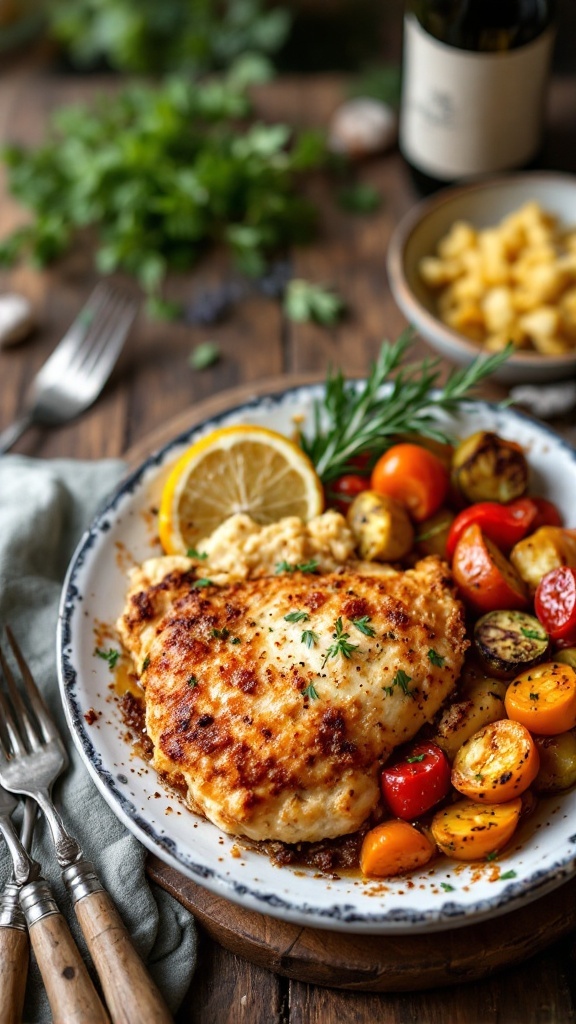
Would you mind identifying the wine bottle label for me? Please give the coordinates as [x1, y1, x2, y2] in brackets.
[400, 15, 555, 180]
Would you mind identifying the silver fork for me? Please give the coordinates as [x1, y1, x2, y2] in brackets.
[0, 283, 138, 454]
[0, 792, 37, 1024]
[0, 628, 173, 1024]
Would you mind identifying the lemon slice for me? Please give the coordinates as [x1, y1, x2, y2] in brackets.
[158, 424, 324, 554]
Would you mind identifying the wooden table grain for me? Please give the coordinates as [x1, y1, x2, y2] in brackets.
[2, 50, 576, 1024]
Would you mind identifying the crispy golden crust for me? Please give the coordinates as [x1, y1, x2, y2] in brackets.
[120, 557, 468, 842]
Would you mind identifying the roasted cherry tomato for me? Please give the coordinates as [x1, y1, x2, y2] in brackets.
[530, 497, 563, 530]
[446, 498, 540, 559]
[370, 444, 449, 523]
[452, 523, 528, 614]
[535, 567, 576, 645]
[326, 474, 369, 514]
[380, 742, 451, 820]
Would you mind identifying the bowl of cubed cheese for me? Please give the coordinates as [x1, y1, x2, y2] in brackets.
[387, 172, 576, 383]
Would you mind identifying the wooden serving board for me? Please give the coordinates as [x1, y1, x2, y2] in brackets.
[133, 377, 573, 993]
[147, 856, 576, 992]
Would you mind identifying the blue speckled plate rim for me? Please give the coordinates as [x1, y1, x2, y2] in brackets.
[57, 382, 576, 932]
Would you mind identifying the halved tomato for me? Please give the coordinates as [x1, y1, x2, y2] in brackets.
[452, 523, 528, 614]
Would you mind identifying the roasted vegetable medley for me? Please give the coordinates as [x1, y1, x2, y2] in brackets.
[331, 428, 576, 880]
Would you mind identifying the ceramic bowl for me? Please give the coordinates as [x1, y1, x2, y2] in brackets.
[387, 172, 576, 384]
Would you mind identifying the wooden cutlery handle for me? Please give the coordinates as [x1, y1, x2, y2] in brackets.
[0, 925, 28, 1024]
[74, 888, 173, 1024]
[20, 880, 109, 1024]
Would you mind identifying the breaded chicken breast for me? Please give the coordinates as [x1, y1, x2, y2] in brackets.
[119, 557, 467, 843]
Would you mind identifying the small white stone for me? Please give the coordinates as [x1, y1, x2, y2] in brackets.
[329, 97, 397, 159]
[0, 293, 35, 348]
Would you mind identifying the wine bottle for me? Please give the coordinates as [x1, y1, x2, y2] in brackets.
[399, 1, 556, 192]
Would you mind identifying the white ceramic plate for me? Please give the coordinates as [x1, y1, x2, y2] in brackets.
[58, 384, 576, 934]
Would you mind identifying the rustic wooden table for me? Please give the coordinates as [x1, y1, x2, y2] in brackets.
[2, 44, 576, 1024]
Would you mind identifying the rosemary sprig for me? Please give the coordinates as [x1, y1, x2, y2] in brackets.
[299, 330, 512, 483]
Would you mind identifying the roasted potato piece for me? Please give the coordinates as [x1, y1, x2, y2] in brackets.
[416, 508, 454, 558]
[452, 431, 528, 504]
[347, 490, 414, 562]
[533, 732, 576, 793]
[510, 526, 576, 593]
[432, 677, 507, 762]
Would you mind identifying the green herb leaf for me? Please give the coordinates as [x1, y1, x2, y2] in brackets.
[406, 753, 426, 763]
[322, 617, 359, 667]
[301, 629, 320, 648]
[141, 655, 150, 672]
[275, 559, 319, 574]
[189, 342, 221, 371]
[194, 578, 213, 588]
[486, 851, 498, 862]
[211, 627, 230, 640]
[440, 882, 455, 892]
[428, 649, 446, 667]
[188, 675, 198, 688]
[384, 668, 415, 699]
[521, 627, 548, 641]
[94, 647, 120, 669]
[302, 682, 320, 700]
[500, 870, 517, 880]
[529, 692, 540, 701]
[284, 610, 310, 623]
[351, 616, 376, 637]
[187, 548, 208, 560]
[339, 183, 381, 215]
[284, 279, 345, 326]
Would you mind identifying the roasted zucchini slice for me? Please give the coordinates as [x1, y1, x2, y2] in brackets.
[474, 609, 549, 679]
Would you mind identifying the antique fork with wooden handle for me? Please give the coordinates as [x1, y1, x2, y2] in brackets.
[0, 628, 173, 1024]
[0, 783, 109, 1024]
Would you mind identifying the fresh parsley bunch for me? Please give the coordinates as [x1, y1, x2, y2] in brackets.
[50, 0, 291, 76]
[0, 76, 326, 303]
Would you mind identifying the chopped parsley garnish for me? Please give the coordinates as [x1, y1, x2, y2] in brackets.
[284, 610, 310, 623]
[141, 655, 150, 672]
[276, 559, 319, 574]
[428, 649, 446, 667]
[440, 882, 455, 892]
[486, 851, 498, 862]
[406, 753, 425, 764]
[194, 578, 213, 588]
[521, 627, 548, 641]
[351, 616, 376, 637]
[302, 682, 320, 700]
[188, 675, 198, 687]
[230, 636, 242, 645]
[94, 647, 120, 669]
[322, 617, 359, 667]
[383, 669, 415, 698]
[301, 629, 320, 648]
[529, 692, 540, 701]
[500, 870, 517, 880]
[187, 548, 208, 560]
[211, 627, 230, 640]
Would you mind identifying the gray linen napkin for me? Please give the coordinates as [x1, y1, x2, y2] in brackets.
[0, 455, 197, 1022]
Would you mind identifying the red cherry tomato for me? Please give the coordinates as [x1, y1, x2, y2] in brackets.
[381, 742, 451, 820]
[535, 567, 576, 645]
[530, 497, 563, 530]
[370, 444, 449, 523]
[327, 474, 369, 514]
[446, 498, 539, 559]
[452, 523, 528, 614]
